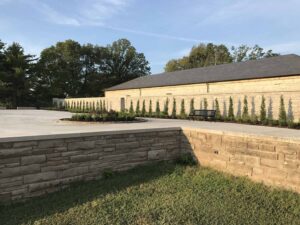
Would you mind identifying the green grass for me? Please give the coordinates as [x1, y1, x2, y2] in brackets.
[1, 162, 300, 225]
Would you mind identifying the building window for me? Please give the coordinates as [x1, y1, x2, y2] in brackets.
[166, 93, 172, 95]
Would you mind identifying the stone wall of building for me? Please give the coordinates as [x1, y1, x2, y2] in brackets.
[0, 128, 181, 203]
[104, 76, 300, 120]
[1, 127, 299, 203]
[182, 128, 300, 193]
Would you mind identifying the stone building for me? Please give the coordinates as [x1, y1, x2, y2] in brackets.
[66, 54, 300, 120]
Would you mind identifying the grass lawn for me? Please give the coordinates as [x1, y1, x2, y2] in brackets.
[1, 162, 300, 225]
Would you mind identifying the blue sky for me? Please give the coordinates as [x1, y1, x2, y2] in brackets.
[1, 0, 300, 74]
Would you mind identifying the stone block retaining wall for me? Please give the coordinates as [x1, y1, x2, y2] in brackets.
[182, 128, 300, 193]
[0, 129, 181, 203]
[1, 127, 300, 203]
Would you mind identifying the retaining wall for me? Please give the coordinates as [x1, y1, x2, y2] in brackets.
[0, 127, 300, 203]
[182, 128, 300, 193]
[0, 128, 181, 203]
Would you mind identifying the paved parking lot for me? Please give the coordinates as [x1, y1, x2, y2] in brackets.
[0, 110, 299, 140]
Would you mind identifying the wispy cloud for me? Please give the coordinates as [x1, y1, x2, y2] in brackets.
[0, 0, 214, 43]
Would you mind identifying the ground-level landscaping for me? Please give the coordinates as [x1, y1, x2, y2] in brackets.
[1, 162, 299, 225]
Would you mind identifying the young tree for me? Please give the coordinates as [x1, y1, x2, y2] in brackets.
[242, 96, 249, 122]
[279, 95, 287, 126]
[155, 100, 160, 116]
[228, 97, 235, 121]
[149, 100, 153, 116]
[203, 98, 208, 110]
[129, 100, 134, 114]
[180, 99, 186, 118]
[135, 100, 140, 115]
[189, 98, 194, 114]
[163, 98, 169, 116]
[215, 98, 221, 120]
[141, 100, 146, 116]
[171, 98, 177, 118]
[99, 100, 103, 112]
[260, 95, 266, 123]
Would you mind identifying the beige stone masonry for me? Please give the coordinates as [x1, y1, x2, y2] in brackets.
[0, 127, 299, 203]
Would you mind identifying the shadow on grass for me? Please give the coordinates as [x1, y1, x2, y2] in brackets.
[0, 162, 178, 225]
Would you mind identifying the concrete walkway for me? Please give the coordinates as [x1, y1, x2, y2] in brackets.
[0, 110, 299, 141]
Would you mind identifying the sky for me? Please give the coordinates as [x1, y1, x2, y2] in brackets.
[1, 0, 300, 74]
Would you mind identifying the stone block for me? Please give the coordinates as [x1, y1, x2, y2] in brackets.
[61, 166, 89, 178]
[70, 154, 98, 163]
[38, 139, 65, 148]
[68, 141, 95, 151]
[0, 147, 32, 158]
[24, 171, 57, 184]
[259, 144, 275, 152]
[260, 158, 280, 168]
[148, 149, 166, 160]
[21, 155, 46, 165]
[0, 164, 40, 178]
[13, 141, 37, 148]
[115, 142, 139, 150]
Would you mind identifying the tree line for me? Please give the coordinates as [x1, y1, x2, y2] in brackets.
[0, 38, 150, 108]
[164, 43, 279, 72]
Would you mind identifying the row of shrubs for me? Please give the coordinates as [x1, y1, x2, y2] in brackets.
[70, 111, 136, 122]
[126, 96, 299, 129]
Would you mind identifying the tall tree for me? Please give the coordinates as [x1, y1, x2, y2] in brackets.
[0, 42, 35, 107]
[165, 43, 232, 72]
[165, 43, 279, 72]
[102, 39, 150, 86]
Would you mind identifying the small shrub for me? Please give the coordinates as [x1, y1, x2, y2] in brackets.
[175, 153, 197, 166]
[102, 169, 115, 179]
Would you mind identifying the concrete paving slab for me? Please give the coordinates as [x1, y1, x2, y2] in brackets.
[0, 110, 299, 141]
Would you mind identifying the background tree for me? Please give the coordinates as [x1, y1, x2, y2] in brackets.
[102, 39, 150, 87]
[165, 43, 279, 72]
[0, 42, 35, 107]
[165, 43, 232, 72]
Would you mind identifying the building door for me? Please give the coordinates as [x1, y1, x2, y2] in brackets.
[120, 98, 125, 111]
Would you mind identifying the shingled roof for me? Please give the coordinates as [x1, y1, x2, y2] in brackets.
[106, 54, 300, 91]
